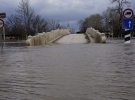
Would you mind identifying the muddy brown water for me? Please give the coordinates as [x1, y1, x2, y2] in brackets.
[0, 39, 135, 100]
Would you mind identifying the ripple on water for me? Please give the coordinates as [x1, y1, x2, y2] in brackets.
[0, 40, 135, 100]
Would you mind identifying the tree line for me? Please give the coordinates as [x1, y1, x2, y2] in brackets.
[4, 0, 135, 40]
[5, 0, 69, 40]
[78, 0, 135, 37]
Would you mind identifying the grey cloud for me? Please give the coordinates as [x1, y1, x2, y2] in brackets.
[0, 0, 135, 29]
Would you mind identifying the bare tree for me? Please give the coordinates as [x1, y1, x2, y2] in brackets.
[78, 14, 103, 32]
[16, 0, 35, 36]
[6, 14, 24, 39]
[111, 0, 130, 20]
[110, 0, 131, 37]
[31, 14, 48, 34]
[77, 19, 86, 32]
[102, 7, 120, 37]
[47, 20, 60, 31]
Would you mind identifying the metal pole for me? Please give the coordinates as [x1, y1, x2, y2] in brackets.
[112, 19, 114, 39]
[112, 23, 113, 39]
[0, 29, 3, 48]
[124, 29, 131, 44]
[3, 26, 5, 40]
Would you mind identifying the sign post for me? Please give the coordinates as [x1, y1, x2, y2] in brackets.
[0, 13, 6, 18]
[0, 19, 4, 47]
[122, 18, 134, 29]
[0, 19, 4, 29]
[122, 8, 134, 44]
[0, 13, 6, 41]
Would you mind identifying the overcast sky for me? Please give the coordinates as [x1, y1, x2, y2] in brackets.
[0, 0, 135, 29]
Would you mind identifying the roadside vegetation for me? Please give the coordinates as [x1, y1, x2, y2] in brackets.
[78, 0, 135, 38]
[5, 0, 69, 40]
[4, 0, 135, 40]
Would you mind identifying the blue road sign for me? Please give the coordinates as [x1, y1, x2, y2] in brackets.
[122, 18, 134, 30]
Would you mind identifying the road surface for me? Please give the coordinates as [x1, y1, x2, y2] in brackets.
[55, 34, 88, 44]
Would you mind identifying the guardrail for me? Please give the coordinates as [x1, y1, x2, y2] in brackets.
[86, 27, 106, 43]
[26, 29, 70, 46]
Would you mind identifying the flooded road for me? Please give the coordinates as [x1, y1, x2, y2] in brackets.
[55, 34, 88, 44]
[0, 39, 135, 100]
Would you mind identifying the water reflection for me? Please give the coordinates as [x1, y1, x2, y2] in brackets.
[0, 39, 135, 100]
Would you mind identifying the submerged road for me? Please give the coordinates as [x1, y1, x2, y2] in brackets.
[55, 34, 88, 44]
[0, 39, 135, 100]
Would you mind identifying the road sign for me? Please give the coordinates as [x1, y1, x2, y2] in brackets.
[0, 13, 6, 18]
[123, 8, 134, 18]
[122, 18, 134, 29]
[0, 19, 4, 29]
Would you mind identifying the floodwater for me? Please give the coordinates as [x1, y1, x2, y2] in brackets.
[0, 39, 135, 100]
